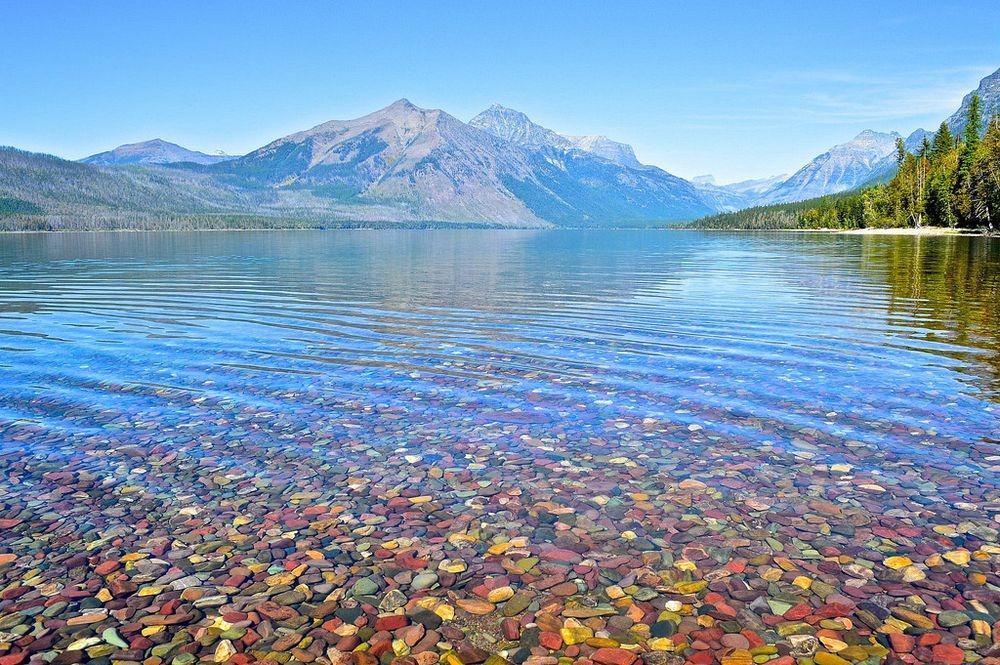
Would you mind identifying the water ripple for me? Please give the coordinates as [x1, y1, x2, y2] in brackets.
[0, 230, 997, 479]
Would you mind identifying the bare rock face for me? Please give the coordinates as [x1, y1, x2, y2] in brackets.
[216, 99, 714, 225]
[753, 130, 900, 205]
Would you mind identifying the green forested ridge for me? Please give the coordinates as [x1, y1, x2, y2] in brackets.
[690, 97, 1000, 232]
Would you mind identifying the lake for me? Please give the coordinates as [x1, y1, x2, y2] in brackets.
[0, 230, 997, 663]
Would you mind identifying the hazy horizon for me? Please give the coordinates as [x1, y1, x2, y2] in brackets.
[3, 1, 1000, 182]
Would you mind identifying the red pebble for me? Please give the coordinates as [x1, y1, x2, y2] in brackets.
[94, 560, 120, 575]
[501, 618, 520, 640]
[591, 648, 636, 665]
[783, 604, 812, 620]
[539, 631, 563, 650]
[540, 548, 581, 563]
[889, 633, 914, 653]
[931, 644, 964, 665]
[375, 614, 408, 631]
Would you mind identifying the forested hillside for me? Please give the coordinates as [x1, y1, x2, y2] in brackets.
[689, 97, 1000, 231]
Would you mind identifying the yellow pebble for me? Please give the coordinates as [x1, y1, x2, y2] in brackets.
[819, 636, 848, 652]
[943, 549, 971, 566]
[883, 556, 912, 570]
[560, 625, 594, 645]
[673, 580, 707, 594]
[487, 542, 512, 556]
[439, 559, 467, 573]
[648, 637, 674, 651]
[434, 603, 455, 621]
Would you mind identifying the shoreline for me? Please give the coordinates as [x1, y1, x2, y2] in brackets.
[835, 226, 985, 236]
[0, 224, 996, 236]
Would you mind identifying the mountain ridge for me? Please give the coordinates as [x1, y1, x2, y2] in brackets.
[81, 139, 234, 166]
[6, 67, 999, 229]
[207, 99, 713, 225]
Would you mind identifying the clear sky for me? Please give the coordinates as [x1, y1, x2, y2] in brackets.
[3, 1, 999, 183]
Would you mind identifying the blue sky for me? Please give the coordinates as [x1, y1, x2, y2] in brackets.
[2, 1, 998, 182]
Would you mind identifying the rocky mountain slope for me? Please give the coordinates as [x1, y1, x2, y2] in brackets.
[4, 101, 714, 227]
[81, 139, 233, 166]
[468, 104, 640, 167]
[946, 68, 1000, 137]
[210, 99, 713, 224]
[753, 130, 900, 205]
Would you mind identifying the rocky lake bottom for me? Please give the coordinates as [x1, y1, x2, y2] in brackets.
[0, 230, 997, 665]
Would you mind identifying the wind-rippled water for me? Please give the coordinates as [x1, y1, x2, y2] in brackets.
[0, 230, 998, 473]
[3, 229, 1000, 665]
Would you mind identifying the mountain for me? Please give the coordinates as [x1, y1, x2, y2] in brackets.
[468, 105, 571, 151]
[81, 139, 234, 166]
[0, 146, 251, 219]
[2, 100, 716, 228]
[903, 128, 933, 153]
[692, 173, 790, 211]
[212, 99, 713, 225]
[894, 69, 998, 165]
[212, 99, 548, 224]
[690, 179, 751, 212]
[723, 174, 789, 197]
[470, 104, 641, 167]
[754, 130, 899, 205]
[946, 68, 1000, 137]
[563, 135, 641, 168]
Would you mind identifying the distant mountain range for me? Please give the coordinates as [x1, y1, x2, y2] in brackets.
[752, 130, 901, 205]
[81, 139, 233, 166]
[2, 66, 997, 228]
[692, 68, 1000, 211]
[689, 130, 901, 209]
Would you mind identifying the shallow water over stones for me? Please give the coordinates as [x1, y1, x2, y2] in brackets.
[0, 230, 997, 665]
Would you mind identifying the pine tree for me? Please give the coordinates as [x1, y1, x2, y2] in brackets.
[926, 172, 955, 226]
[956, 94, 984, 226]
[919, 137, 931, 158]
[895, 137, 906, 166]
[964, 94, 983, 148]
[930, 122, 954, 159]
[973, 113, 1000, 230]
